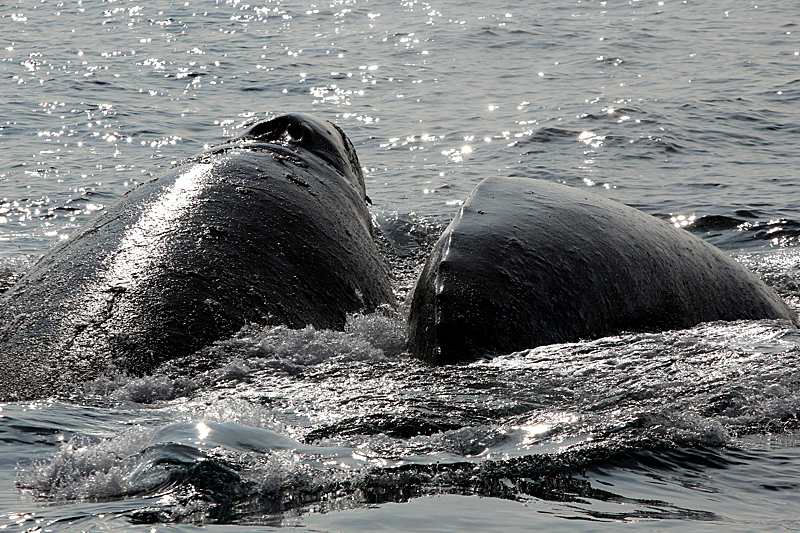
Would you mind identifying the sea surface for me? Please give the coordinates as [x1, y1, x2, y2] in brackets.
[2, 0, 800, 530]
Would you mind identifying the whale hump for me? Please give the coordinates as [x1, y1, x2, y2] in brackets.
[0, 114, 395, 400]
[407, 177, 796, 364]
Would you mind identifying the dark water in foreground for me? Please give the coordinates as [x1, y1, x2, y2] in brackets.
[2, 0, 800, 530]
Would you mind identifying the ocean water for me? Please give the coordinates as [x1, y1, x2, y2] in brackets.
[2, 0, 800, 530]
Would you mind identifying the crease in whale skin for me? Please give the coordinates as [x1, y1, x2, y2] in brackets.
[0, 113, 395, 401]
[407, 177, 797, 365]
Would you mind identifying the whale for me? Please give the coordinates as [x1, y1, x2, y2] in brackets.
[407, 177, 797, 364]
[0, 113, 395, 400]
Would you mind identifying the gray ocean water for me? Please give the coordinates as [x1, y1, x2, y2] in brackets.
[2, 0, 800, 530]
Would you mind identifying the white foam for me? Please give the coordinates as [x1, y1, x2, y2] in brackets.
[206, 309, 407, 373]
[81, 309, 407, 402]
[16, 426, 159, 500]
[84, 374, 196, 403]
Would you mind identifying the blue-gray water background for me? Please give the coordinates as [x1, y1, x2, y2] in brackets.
[2, 0, 800, 531]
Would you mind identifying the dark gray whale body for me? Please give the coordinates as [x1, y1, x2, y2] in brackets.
[0, 113, 395, 400]
[408, 177, 796, 364]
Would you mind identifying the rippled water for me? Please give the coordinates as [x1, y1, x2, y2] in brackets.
[2, 0, 800, 531]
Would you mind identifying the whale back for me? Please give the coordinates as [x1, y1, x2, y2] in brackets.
[408, 177, 796, 364]
[0, 115, 395, 400]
